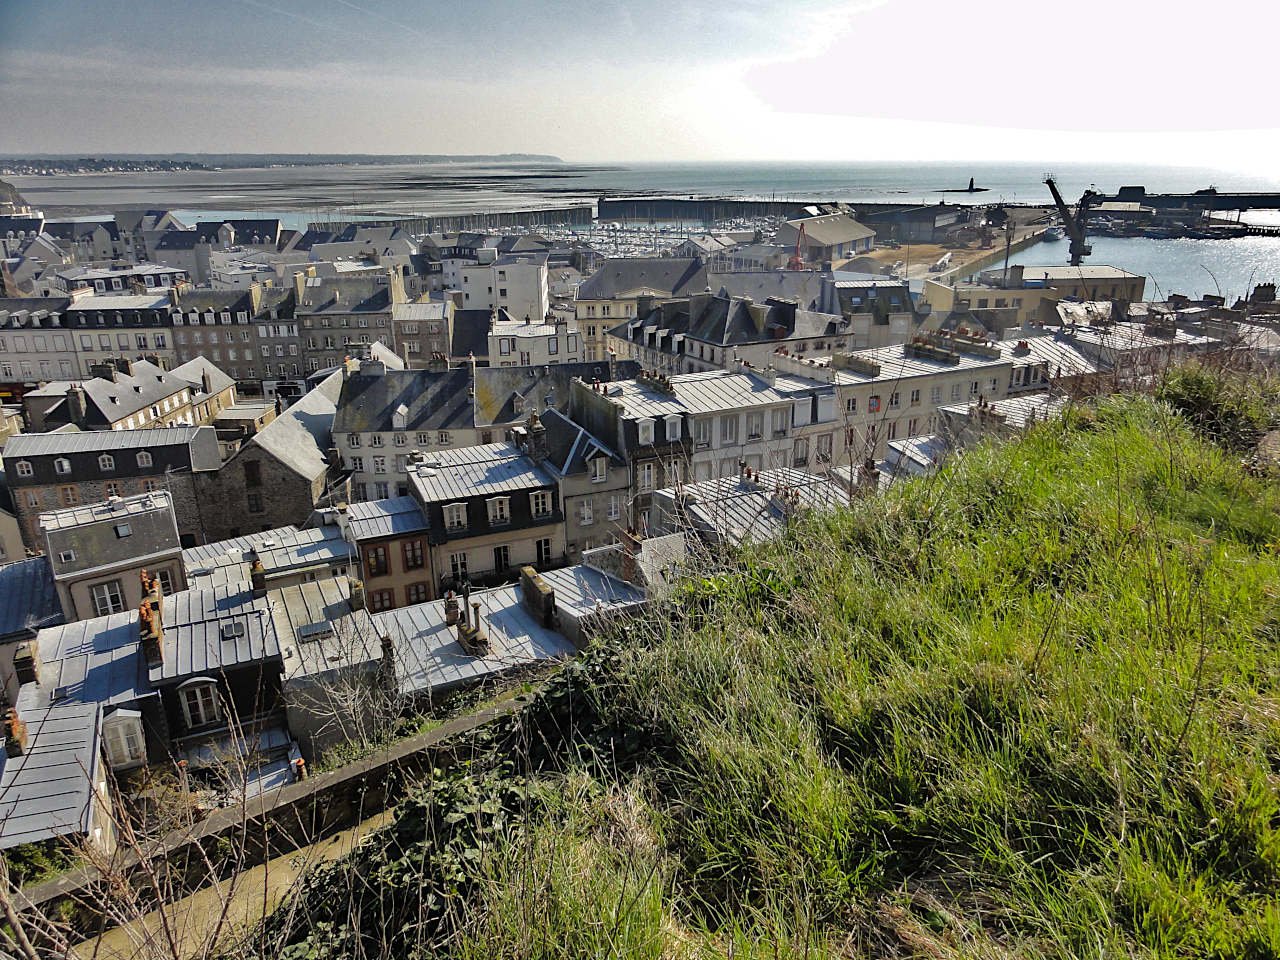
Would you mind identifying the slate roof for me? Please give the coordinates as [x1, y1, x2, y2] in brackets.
[707, 270, 826, 311]
[937, 393, 1069, 431]
[274, 577, 378, 682]
[451, 308, 498, 359]
[0, 700, 102, 848]
[537, 408, 625, 476]
[25, 359, 189, 426]
[619, 294, 846, 353]
[0, 557, 62, 642]
[151, 230, 204, 251]
[333, 369, 475, 435]
[603, 369, 795, 419]
[0, 216, 44, 236]
[473, 360, 641, 427]
[182, 525, 303, 572]
[655, 468, 846, 545]
[170, 356, 236, 402]
[294, 276, 392, 315]
[243, 370, 342, 481]
[31, 612, 148, 708]
[575, 258, 709, 301]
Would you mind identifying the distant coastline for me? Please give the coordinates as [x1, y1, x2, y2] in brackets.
[0, 153, 565, 177]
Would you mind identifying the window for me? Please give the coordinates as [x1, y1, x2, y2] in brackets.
[91, 580, 125, 616]
[746, 412, 763, 440]
[664, 415, 682, 441]
[969, 380, 980, 399]
[59, 486, 77, 506]
[816, 433, 833, 464]
[530, 491, 551, 517]
[487, 497, 511, 525]
[24, 491, 38, 508]
[349, 455, 365, 472]
[548, 336, 558, 355]
[181, 681, 221, 728]
[114, 522, 132, 538]
[638, 461, 655, 492]
[771, 409, 788, 437]
[607, 495, 621, 520]
[403, 539, 425, 571]
[887, 420, 898, 441]
[371, 589, 395, 612]
[373, 456, 386, 473]
[406, 583, 429, 605]
[536, 537, 553, 566]
[143, 479, 159, 492]
[394, 434, 407, 446]
[247, 492, 263, 513]
[694, 419, 711, 448]
[493, 544, 510, 573]
[438, 431, 451, 445]
[793, 437, 809, 466]
[98, 454, 115, 472]
[450, 552, 468, 580]
[54, 457, 71, 476]
[637, 419, 655, 444]
[930, 386, 943, 404]
[951, 383, 962, 401]
[720, 415, 739, 445]
[445, 503, 468, 530]
[591, 458, 607, 483]
[910, 389, 921, 406]
[105, 481, 120, 497]
[868, 395, 881, 414]
[889, 392, 901, 410]
[416, 433, 430, 445]
[14, 460, 31, 478]
[156, 568, 174, 595]
[369, 434, 384, 447]
[908, 417, 920, 435]
[243, 461, 262, 488]
[137, 451, 153, 468]
[103, 713, 145, 768]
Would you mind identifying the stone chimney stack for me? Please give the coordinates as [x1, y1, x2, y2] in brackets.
[250, 559, 267, 598]
[348, 577, 366, 611]
[12, 641, 39, 686]
[139, 573, 165, 668]
[620, 527, 642, 584]
[527, 411, 547, 463]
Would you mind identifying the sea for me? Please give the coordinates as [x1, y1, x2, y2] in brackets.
[12, 159, 1280, 300]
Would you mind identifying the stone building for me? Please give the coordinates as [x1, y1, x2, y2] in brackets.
[3, 427, 221, 550]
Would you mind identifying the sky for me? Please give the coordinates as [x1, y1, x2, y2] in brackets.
[2, 0, 1280, 169]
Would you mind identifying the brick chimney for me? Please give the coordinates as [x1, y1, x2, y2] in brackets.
[5, 708, 28, 758]
[444, 591, 460, 625]
[114, 357, 134, 377]
[89, 361, 117, 382]
[519, 565, 556, 627]
[139, 573, 165, 668]
[348, 577, 366, 611]
[620, 527, 642, 584]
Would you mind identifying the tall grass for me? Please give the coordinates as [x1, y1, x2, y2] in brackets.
[251, 394, 1280, 959]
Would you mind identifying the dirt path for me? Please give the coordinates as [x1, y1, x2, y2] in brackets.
[72, 808, 394, 960]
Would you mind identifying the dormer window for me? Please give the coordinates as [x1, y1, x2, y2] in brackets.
[637, 418, 655, 445]
[487, 496, 511, 525]
[178, 679, 222, 728]
[14, 461, 31, 478]
[137, 451, 153, 468]
[664, 414, 682, 441]
[590, 458, 607, 483]
[54, 457, 71, 475]
[98, 454, 114, 472]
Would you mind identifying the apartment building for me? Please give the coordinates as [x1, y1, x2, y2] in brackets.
[63, 294, 178, 375]
[3, 426, 221, 549]
[390, 301, 452, 364]
[171, 284, 300, 397]
[574, 258, 709, 362]
[567, 367, 838, 525]
[294, 271, 405, 376]
[607, 292, 850, 375]
[41, 490, 188, 621]
[459, 253, 549, 322]
[0, 297, 77, 390]
[489, 314, 582, 366]
[54, 262, 188, 296]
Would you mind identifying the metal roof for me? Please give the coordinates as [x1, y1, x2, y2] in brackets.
[409, 442, 555, 503]
[33, 612, 148, 708]
[606, 370, 793, 419]
[655, 468, 847, 545]
[151, 583, 279, 683]
[937, 393, 1069, 431]
[38, 490, 173, 533]
[182, 524, 303, 571]
[4, 426, 202, 458]
[0, 701, 101, 849]
[275, 577, 379, 682]
[829, 342, 1013, 387]
[0, 557, 63, 641]
[538, 565, 645, 617]
[346, 496, 428, 541]
[371, 584, 576, 696]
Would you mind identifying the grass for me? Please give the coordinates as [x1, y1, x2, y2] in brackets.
[247, 393, 1280, 959]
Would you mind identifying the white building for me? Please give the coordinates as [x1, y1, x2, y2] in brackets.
[489, 315, 582, 367]
[459, 252, 549, 322]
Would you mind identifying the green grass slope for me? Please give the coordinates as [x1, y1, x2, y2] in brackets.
[254, 396, 1280, 960]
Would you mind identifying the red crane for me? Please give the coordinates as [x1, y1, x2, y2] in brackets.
[788, 222, 807, 271]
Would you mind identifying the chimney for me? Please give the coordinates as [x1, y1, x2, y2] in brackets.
[89, 361, 117, 382]
[139, 600, 163, 668]
[527, 411, 547, 462]
[620, 527, 641, 584]
[293, 270, 306, 303]
[114, 357, 133, 377]
[168, 285, 181, 308]
[348, 577, 366, 611]
[378, 633, 396, 696]
[519, 566, 556, 627]
[250, 559, 267, 598]
[635, 293, 657, 318]
[12, 641, 39, 686]
[427, 352, 449, 373]
[248, 281, 263, 315]
[444, 591, 460, 625]
[608, 347, 617, 381]
[201, 369, 211, 396]
[5, 709, 28, 759]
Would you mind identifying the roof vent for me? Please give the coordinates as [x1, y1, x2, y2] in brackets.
[221, 622, 246, 641]
[298, 622, 334, 643]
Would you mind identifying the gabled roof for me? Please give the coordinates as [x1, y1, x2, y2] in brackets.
[451, 308, 496, 359]
[243, 370, 342, 481]
[170, 356, 236, 401]
[346, 496, 428, 541]
[0, 700, 101, 848]
[707, 270, 826, 311]
[537, 408, 625, 476]
[621, 294, 845, 351]
[152, 230, 204, 251]
[151, 581, 279, 683]
[26, 360, 189, 426]
[575, 258, 709, 301]
[0, 557, 62, 642]
[4, 426, 204, 458]
[781, 213, 875, 247]
[333, 369, 475, 434]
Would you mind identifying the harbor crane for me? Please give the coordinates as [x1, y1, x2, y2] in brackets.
[788, 222, 807, 271]
[1044, 175, 1100, 266]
